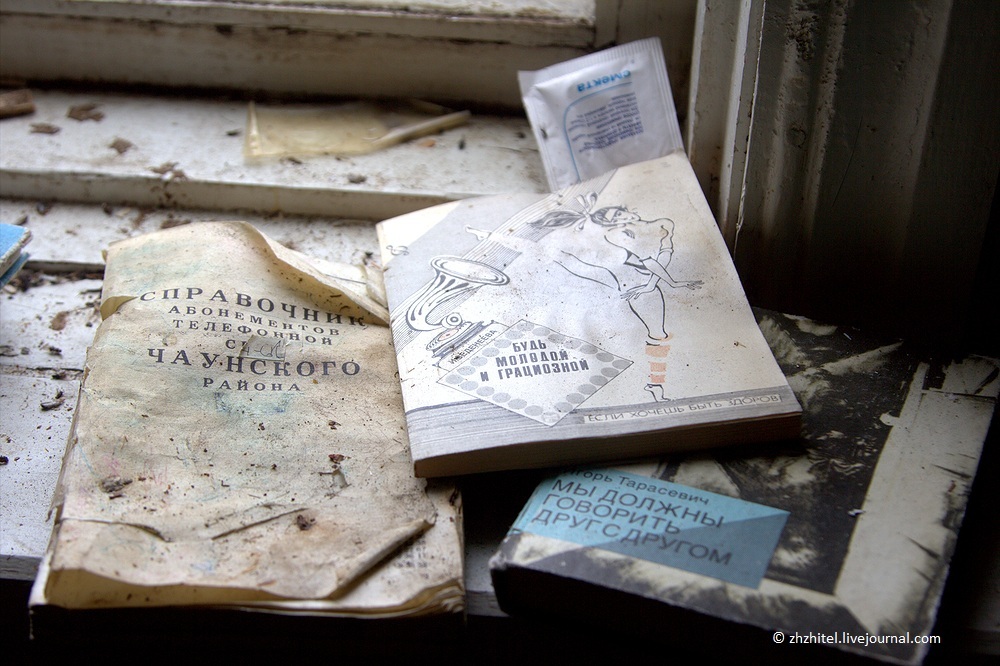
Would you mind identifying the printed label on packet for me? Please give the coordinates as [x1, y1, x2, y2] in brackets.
[519, 37, 684, 190]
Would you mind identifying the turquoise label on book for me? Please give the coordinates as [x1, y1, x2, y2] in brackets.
[513, 469, 789, 588]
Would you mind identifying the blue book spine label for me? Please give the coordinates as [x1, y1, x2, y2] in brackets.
[512, 468, 789, 588]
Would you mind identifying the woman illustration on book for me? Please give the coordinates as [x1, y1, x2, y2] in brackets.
[529, 193, 703, 346]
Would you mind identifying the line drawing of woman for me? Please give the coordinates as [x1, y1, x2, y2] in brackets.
[528, 194, 703, 345]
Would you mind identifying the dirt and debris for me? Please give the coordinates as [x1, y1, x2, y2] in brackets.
[40, 389, 65, 410]
[110, 137, 134, 154]
[30, 123, 61, 134]
[148, 162, 188, 180]
[67, 103, 104, 122]
[131, 209, 151, 227]
[160, 216, 191, 229]
[100, 475, 133, 498]
[0, 455, 8, 465]
[50, 310, 71, 331]
[328, 420, 340, 430]
[6, 267, 105, 293]
[35, 201, 53, 215]
[347, 173, 367, 184]
[328, 453, 346, 464]
[0, 89, 34, 118]
[295, 514, 316, 531]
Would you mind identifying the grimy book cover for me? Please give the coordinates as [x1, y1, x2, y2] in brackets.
[378, 153, 801, 477]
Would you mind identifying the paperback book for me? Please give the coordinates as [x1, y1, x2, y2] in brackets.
[377, 153, 802, 477]
[490, 311, 999, 664]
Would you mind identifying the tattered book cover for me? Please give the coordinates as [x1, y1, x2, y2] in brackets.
[491, 311, 999, 664]
[30, 222, 463, 618]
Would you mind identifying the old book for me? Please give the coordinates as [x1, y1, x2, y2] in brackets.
[0, 222, 31, 286]
[29, 221, 463, 618]
[490, 310, 1000, 665]
[377, 153, 802, 477]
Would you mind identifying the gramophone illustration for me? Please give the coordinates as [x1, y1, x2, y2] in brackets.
[405, 256, 510, 358]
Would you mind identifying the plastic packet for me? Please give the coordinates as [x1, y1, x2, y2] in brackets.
[519, 37, 684, 190]
[245, 99, 469, 159]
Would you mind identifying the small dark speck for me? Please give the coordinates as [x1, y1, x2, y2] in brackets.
[347, 173, 367, 184]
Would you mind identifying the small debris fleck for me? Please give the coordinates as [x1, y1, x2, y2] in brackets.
[110, 137, 134, 154]
[30, 123, 61, 135]
[328, 420, 340, 430]
[67, 103, 104, 122]
[226, 128, 241, 137]
[458, 137, 466, 150]
[328, 453, 345, 463]
[295, 514, 316, 531]
[347, 173, 367, 184]
[100, 475, 133, 494]
[160, 216, 191, 229]
[50, 310, 70, 331]
[35, 201, 53, 215]
[0, 455, 8, 465]
[40, 390, 65, 410]
[418, 138, 436, 148]
[149, 162, 186, 180]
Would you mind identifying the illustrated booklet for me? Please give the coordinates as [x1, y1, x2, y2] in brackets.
[377, 152, 802, 477]
[29, 221, 464, 618]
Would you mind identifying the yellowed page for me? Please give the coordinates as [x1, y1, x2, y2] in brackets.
[39, 222, 458, 611]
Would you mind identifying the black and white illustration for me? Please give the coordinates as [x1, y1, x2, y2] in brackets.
[378, 154, 801, 475]
[390, 179, 710, 426]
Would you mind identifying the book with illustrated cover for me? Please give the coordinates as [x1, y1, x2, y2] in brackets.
[377, 153, 802, 477]
[490, 310, 1000, 664]
[29, 221, 463, 619]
